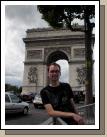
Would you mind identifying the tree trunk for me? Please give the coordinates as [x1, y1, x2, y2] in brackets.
[85, 29, 93, 105]
[84, 12, 93, 105]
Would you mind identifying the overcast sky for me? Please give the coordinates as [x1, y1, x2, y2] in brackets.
[5, 5, 69, 87]
[5, 5, 48, 86]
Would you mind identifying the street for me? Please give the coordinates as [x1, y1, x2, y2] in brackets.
[5, 102, 84, 125]
[5, 103, 50, 125]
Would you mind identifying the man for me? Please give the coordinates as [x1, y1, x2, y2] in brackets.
[40, 63, 85, 125]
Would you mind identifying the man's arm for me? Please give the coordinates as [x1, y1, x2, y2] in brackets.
[44, 103, 84, 124]
[44, 104, 74, 117]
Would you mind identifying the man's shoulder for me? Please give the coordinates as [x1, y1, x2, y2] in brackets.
[40, 86, 49, 94]
[60, 82, 71, 87]
[60, 82, 72, 91]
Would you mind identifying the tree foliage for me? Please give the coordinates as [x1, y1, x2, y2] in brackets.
[38, 5, 95, 31]
[5, 83, 22, 94]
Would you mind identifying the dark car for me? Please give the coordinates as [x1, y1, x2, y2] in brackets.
[21, 92, 36, 102]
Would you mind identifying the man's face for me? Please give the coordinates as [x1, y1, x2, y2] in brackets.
[48, 65, 61, 81]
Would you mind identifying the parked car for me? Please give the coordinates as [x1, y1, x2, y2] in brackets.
[33, 93, 43, 108]
[5, 92, 29, 115]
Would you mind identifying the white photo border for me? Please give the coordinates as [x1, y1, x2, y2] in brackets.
[1, 1, 99, 130]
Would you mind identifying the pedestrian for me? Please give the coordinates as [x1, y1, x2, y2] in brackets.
[40, 62, 85, 125]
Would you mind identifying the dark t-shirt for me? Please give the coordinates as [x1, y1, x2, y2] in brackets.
[40, 82, 78, 124]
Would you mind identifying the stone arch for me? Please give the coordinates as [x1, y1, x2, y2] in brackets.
[22, 28, 95, 94]
[44, 47, 71, 64]
[46, 50, 69, 64]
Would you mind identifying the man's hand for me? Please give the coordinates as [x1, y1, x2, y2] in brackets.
[72, 113, 85, 125]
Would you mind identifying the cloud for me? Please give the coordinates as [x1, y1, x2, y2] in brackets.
[5, 5, 49, 86]
[5, 5, 49, 28]
[5, 5, 37, 25]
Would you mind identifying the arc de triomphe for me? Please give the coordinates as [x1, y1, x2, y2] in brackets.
[22, 28, 94, 94]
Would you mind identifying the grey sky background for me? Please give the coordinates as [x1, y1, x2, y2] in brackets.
[5, 5, 48, 86]
[5, 5, 70, 87]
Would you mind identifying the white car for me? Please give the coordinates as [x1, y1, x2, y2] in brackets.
[33, 93, 43, 108]
[5, 92, 29, 115]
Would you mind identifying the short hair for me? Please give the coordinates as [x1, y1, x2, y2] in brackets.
[47, 62, 61, 72]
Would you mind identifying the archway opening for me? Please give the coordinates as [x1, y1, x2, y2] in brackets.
[46, 51, 69, 84]
[47, 51, 68, 64]
[56, 59, 69, 83]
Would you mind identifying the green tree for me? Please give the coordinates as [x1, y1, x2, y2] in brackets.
[18, 87, 22, 94]
[38, 5, 95, 105]
[5, 83, 22, 94]
[5, 83, 10, 91]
